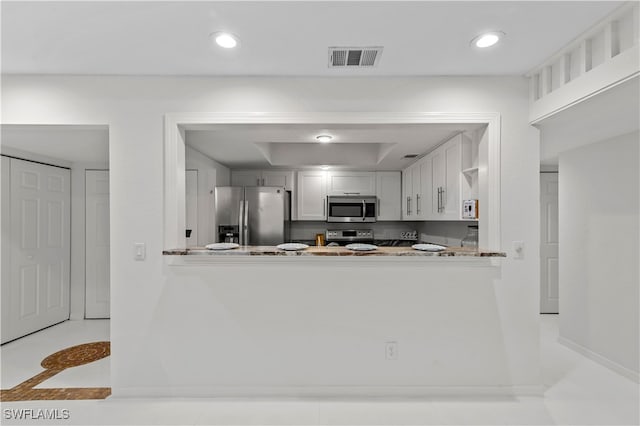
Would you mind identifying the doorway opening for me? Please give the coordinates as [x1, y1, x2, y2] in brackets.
[1, 124, 111, 396]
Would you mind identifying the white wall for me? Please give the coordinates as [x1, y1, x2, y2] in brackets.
[185, 146, 230, 245]
[558, 131, 639, 381]
[1, 75, 540, 395]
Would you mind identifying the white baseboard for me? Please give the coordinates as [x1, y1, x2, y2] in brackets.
[110, 385, 544, 399]
[558, 336, 640, 383]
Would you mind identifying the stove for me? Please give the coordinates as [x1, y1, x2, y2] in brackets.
[375, 230, 418, 247]
[325, 229, 374, 245]
[324, 229, 422, 246]
[375, 239, 415, 247]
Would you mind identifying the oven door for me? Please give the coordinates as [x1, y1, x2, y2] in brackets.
[327, 196, 377, 222]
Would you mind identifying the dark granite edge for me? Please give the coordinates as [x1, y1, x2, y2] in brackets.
[163, 248, 507, 257]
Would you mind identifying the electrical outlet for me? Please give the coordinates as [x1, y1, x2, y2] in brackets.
[385, 341, 398, 360]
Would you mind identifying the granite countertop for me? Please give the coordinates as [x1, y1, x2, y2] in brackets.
[163, 245, 506, 257]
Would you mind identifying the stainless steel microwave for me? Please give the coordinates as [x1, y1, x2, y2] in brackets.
[326, 195, 377, 223]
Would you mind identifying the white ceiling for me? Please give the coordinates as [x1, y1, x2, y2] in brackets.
[1, 1, 629, 169]
[1, 125, 109, 164]
[1, 1, 624, 76]
[185, 123, 485, 170]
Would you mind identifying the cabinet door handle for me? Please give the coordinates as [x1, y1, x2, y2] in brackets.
[441, 188, 446, 212]
[262, 178, 265, 186]
[238, 201, 245, 245]
[377, 198, 380, 217]
[244, 201, 249, 243]
[256, 178, 260, 186]
[416, 194, 420, 215]
[344, 192, 360, 195]
[323, 198, 326, 217]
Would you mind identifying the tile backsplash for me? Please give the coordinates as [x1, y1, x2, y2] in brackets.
[417, 221, 478, 246]
[290, 221, 421, 241]
[291, 220, 477, 245]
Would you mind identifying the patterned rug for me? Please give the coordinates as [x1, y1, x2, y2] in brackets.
[0, 341, 111, 401]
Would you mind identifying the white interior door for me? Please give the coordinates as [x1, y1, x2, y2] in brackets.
[540, 172, 559, 313]
[85, 170, 110, 319]
[1, 158, 70, 343]
[185, 169, 198, 246]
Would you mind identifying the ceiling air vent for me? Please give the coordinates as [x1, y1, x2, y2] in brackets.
[329, 47, 383, 68]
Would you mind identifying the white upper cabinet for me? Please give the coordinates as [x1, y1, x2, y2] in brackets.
[419, 158, 433, 220]
[297, 171, 327, 221]
[231, 170, 262, 187]
[262, 170, 294, 190]
[402, 159, 428, 220]
[402, 166, 413, 219]
[430, 133, 463, 220]
[375, 172, 401, 221]
[231, 170, 294, 191]
[403, 132, 476, 221]
[326, 171, 376, 196]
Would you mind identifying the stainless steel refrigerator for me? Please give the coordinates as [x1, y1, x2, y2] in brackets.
[214, 186, 290, 245]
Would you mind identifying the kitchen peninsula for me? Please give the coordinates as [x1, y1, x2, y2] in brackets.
[157, 241, 517, 398]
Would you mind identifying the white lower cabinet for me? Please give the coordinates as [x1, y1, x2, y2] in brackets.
[375, 172, 401, 220]
[297, 171, 327, 220]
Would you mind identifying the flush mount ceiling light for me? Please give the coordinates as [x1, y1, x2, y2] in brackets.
[316, 135, 333, 143]
[320, 165, 330, 170]
[471, 31, 505, 48]
[211, 32, 239, 49]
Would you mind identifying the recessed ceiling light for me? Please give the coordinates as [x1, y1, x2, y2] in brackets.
[320, 165, 330, 170]
[211, 32, 239, 49]
[316, 135, 333, 143]
[471, 31, 504, 48]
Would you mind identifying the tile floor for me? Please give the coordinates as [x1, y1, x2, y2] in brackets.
[1, 315, 638, 425]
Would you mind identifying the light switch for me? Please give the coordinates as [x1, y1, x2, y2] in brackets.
[512, 241, 524, 259]
[134, 243, 146, 261]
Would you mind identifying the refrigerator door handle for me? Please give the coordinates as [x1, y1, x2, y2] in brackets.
[243, 200, 249, 244]
[238, 201, 245, 245]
